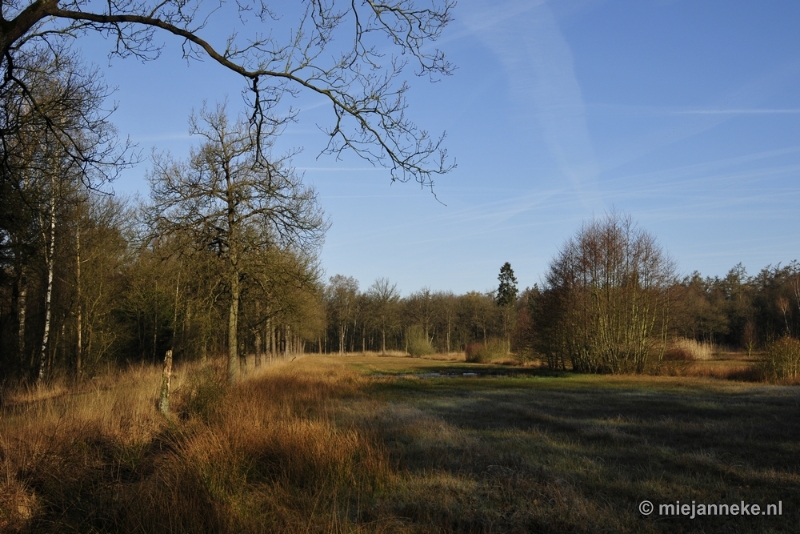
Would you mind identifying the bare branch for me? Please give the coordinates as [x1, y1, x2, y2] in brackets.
[2, 0, 456, 187]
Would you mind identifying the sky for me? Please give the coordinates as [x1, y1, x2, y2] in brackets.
[73, 0, 800, 296]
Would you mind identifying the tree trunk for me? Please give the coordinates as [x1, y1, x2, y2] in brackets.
[268, 321, 271, 360]
[37, 177, 57, 387]
[269, 317, 275, 362]
[255, 329, 262, 367]
[446, 315, 451, 353]
[228, 264, 240, 383]
[159, 350, 173, 415]
[153, 280, 158, 364]
[75, 219, 82, 381]
[172, 269, 180, 351]
[18, 269, 27, 363]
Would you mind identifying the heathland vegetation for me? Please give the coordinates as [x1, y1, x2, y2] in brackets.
[2, 355, 799, 532]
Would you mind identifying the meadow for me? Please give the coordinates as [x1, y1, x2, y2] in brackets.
[1, 353, 798, 533]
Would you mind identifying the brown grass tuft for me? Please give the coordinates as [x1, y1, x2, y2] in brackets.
[664, 338, 716, 361]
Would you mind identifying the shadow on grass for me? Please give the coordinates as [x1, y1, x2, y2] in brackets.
[361, 373, 800, 533]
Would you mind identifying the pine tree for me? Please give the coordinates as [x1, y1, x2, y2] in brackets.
[497, 262, 518, 354]
[497, 262, 518, 307]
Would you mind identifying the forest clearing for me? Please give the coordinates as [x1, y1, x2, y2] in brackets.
[2, 2, 800, 532]
[2, 352, 798, 533]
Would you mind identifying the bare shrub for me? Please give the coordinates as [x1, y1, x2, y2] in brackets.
[175, 363, 229, 422]
[465, 338, 507, 363]
[760, 336, 800, 382]
[649, 359, 693, 377]
[407, 326, 435, 357]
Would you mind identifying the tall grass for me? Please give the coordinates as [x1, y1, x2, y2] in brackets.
[0, 363, 167, 532]
[664, 338, 716, 361]
[0, 359, 391, 533]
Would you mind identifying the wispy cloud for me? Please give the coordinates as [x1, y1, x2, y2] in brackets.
[462, 0, 601, 209]
[673, 108, 800, 115]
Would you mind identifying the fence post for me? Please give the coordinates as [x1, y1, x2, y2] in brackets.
[159, 349, 173, 416]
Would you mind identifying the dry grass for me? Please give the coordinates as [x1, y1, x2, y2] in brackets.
[664, 338, 717, 361]
[0, 363, 167, 532]
[0, 358, 390, 533]
[653, 342, 769, 382]
[2, 353, 798, 533]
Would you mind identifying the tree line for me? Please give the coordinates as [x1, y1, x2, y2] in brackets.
[2, 163, 799, 385]
[2, 1, 798, 385]
[0, 43, 327, 385]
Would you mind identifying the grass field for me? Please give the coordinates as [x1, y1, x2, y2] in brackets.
[2, 353, 798, 532]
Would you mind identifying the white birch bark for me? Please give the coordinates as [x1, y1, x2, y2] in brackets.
[37, 174, 57, 386]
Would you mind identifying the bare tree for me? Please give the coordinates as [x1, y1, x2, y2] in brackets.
[539, 213, 675, 373]
[2, 0, 455, 187]
[146, 102, 326, 382]
[406, 287, 435, 341]
[1, 41, 135, 195]
[367, 277, 399, 355]
[433, 290, 457, 353]
[241, 245, 324, 365]
[325, 274, 359, 354]
[457, 291, 496, 347]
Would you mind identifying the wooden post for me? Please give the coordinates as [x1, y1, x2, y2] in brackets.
[159, 349, 173, 416]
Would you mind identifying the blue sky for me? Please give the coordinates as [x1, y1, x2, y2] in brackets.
[78, 0, 800, 295]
